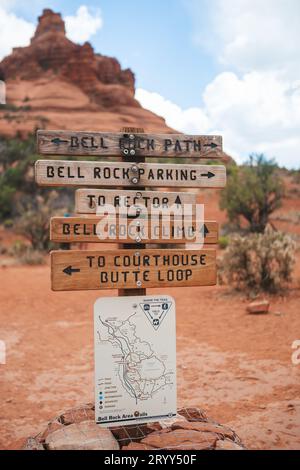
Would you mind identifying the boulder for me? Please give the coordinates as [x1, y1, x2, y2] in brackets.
[178, 407, 209, 422]
[141, 429, 217, 450]
[111, 421, 162, 447]
[215, 439, 245, 450]
[171, 420, 236, 440]
[39, 419, 64, 442]
[246, 300, 270, 314]
[45, 421, 119, 451]
[123, 442, 155, 451]
[58, 403, 95, 425]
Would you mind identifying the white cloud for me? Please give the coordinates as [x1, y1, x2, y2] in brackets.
[0, 80, 6, 104]
[0, 6, 34, 60]
[191, 0, 300, 79]
[65, 5, 103, 43]
[0, 0, 16, 8]
[213, 0, 300, 78]
[135, 89, 210, 134]
[136, 71, 300, 168]
[136, 0, 300, 168]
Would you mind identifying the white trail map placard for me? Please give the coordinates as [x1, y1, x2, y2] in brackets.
[94, 296, 176, 427]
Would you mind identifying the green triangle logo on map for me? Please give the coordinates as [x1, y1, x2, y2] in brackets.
[139, 301, 172, 330]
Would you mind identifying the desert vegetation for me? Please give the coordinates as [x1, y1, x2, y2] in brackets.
[0, 135, 73, 262]
[218, 154, 297, 294]
[218, 227, 295, 294]
[220, 154, 283, 233]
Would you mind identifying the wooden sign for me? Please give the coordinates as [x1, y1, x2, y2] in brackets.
[50, 217, 219, 244]
[51, 249, 217, 291]
[35, 160, 226, 188]
[37, 130, 223, 158]
[75, 189, 196, 214]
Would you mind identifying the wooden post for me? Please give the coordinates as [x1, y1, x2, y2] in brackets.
[118, 127, 146, 297]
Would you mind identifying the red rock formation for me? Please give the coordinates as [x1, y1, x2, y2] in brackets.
[0, 9, 172, 136]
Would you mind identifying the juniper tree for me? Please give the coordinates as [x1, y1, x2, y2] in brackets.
[220, 154, 283, 233]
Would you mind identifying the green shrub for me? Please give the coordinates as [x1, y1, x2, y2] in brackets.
[15, 191, 66, 251]
[19, 248, 45, 265]
[0, 244, 7, 255]
[0, 135, 37, 220]
[218, 226, 295, 294]
[8, 240, 28, 257]
[218, 235, 229, 249]
[220, 154, 284, 233]
[0, 135, 75, 222]
[3, 219, 13, 228]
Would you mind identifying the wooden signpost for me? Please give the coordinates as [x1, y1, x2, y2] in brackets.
[51, 249, 217, 291]
[37, 130, 222, 158]
[35, 127, 226, 430]
[35, 129, 226, 293]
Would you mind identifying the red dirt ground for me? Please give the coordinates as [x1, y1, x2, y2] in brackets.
[0, 177, 300, 450]
[0, 256, 299, 450]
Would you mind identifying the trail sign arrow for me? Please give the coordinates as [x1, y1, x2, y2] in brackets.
[201, 224, 210, 238]
[52, 138, 69, 145]
[75, 189, 196, 214]
[63, 266, 81, 276]
[203, 142, 219, 149]
[200, 171, 215, 179]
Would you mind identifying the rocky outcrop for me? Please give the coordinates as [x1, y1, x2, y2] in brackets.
[0, 9, 172, 136]
[1, 9, 135, 103]
[19, 404, 246, 451]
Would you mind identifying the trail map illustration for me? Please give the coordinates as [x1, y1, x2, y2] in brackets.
[94, 296, 176, 426]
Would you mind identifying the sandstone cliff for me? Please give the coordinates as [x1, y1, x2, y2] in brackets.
[0, 9, 172, 137]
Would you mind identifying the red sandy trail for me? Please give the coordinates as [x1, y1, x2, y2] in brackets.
[0, 262, 299, 450]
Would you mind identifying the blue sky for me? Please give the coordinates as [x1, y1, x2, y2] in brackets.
[3, 0, 219, 108]
[0, 0, 300, 168]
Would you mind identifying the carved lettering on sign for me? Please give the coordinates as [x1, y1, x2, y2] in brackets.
[51, 249, 217, 291]
[35, 161, 226, 188]
[37, 131, 223, 158]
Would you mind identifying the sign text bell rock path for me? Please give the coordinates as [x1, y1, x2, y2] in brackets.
[37, 131, 223, 158]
